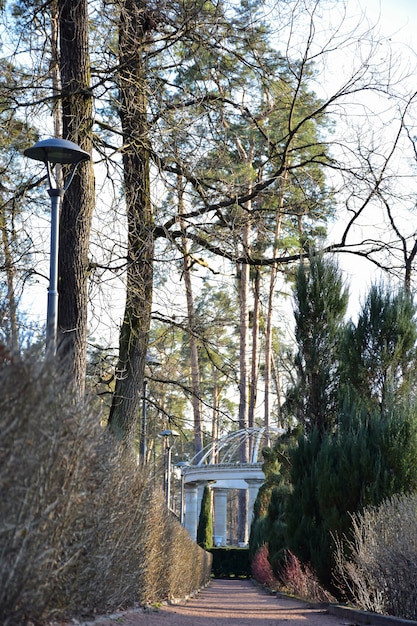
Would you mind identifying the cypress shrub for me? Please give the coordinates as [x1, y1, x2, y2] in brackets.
[197, 485, 213, 550]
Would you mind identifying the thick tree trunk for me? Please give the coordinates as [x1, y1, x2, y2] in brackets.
[58, 0, 94, 397]
[108, 0, 154, 441]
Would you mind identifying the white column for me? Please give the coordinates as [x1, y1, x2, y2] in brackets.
[213, 487, 228, 546]
[184, 482, 199, 541]
[245, 478, 264, 524]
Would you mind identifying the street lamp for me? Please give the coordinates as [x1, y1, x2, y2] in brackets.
[159, 429, 179, 509]
[141, 354, 161, 463]
[24, 138, 90, 355]
[176, 461, 189, 525]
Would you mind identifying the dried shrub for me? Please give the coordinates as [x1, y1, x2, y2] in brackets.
[334, 493, 417, 620]
[0, 357, 211, 624]
[278, 550, 335, 603]
[251, 544, 278, 588]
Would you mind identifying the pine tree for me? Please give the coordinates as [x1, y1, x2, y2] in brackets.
[284, 255, 348, 435]
[285, 282, 417, 593]
[340, 283, 417, 412]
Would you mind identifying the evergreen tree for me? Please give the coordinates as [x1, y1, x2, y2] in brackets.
[340, 284, 417, 412]
[249, 429, 297, 568]
[197, 485, 213, 551]
[284, 255, 349, 435]
[285, 282, 417, 592]
[286, 395, 417, 592]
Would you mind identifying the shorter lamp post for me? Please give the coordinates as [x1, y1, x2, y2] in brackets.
[159, 429, 179, 509]
[24, 138, 90, 355]
[176, 461, 189, 525]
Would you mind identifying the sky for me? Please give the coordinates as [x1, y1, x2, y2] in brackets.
[22, 0, 417, 336]
[325, 0, 417, 318]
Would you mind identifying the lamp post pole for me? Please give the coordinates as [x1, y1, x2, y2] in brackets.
[140, 378, 148, 462]
[166, 441, 172, 508]
[24, 138, 90, 355]
[141, 354, 160, 464]
[176, 461, 189, 525]
[46, 187, 63, 353]
[160, 429, 179, 509]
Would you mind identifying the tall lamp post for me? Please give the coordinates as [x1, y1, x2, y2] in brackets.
[160, 429, 179, 509]
[140, 354, 161, 464]
[24, 138, 90, 355]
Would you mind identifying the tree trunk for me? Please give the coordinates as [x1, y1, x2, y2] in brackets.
[58, 0, 95, 397]
[211, 365, 220, 463]
[237, 215, 250, 544]
[108, 0, 154, 442]
[0, 203, 18, 352]
[264, 170, 287, 430]
[178, 175, 203, 457]
[249, 266, 260, 430]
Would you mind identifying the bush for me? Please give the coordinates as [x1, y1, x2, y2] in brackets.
[0, 357, 211, 624]
[334, 493, 417, 620]
[277, 551, 335, 603]
[286, 398, 417, 592]
[251, 544, 277, 588]
[197, 485, 213, 550]
[210, 547, 250, 578]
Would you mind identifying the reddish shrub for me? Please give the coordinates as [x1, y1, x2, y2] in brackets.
[251, 544, 278, 588]
[278, 550, 335, 603]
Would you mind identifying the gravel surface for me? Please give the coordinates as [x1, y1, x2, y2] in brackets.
[85, 579, 348, 626]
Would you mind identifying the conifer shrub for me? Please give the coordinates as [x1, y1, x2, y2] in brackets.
[334, 493, 417, 620]
[285, 398, 417, 593]
[197, 485, 213, 550]
[249, 437, 294, 569]
[0, 356, 211, 624]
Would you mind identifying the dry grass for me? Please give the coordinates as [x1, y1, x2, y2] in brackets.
[0, 357, 211, 625]
[334, 493, 417, 620]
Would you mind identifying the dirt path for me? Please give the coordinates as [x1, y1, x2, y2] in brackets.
[89, 579, 348, 626]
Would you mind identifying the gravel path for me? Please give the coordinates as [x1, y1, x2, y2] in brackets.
[88, 579, 348, 626]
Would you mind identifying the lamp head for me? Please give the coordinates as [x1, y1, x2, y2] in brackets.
[24, 138, 90, 165]
[159, 429, 180, 438]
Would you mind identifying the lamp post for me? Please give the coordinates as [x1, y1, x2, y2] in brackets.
[24, 138, 90, 355]
[141, 379, 148, 462]
[176, 461, 189, 525]
[141, 354, 161, 464]
[159, 429, 179, 509]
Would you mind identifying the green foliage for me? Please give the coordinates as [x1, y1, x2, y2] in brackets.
[284, 255, 348, 435]
[259, 280, 417, 596]
[210, 548, 250, 578]
[249, 432, 295, 568]
[286, 395, 417, 591]
[197, 485, 213, 550]
[340, 284, 417, 411]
